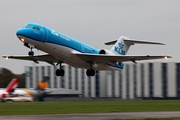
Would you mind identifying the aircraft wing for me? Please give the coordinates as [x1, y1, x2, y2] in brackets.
[75, 53, 171, 63]
[2, 54, 59, 65]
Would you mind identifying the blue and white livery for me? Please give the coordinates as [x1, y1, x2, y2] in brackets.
[3, 23, 171, 76]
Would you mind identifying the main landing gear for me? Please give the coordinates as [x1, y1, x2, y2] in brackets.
[56, 62, 65, 76]
[86, 69, 95, 76]
[54, 62, 95, 77]
[86, 62, 95, 76]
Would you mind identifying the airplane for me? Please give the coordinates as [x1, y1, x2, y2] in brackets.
[0, 78, 18, 100]
[11, 77, 50, 101]
[3, 23, 171, 77]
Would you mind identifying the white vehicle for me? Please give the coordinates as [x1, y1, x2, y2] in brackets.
[2, 96, 33, 102]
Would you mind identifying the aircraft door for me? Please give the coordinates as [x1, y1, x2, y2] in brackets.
[42, 27, 48, 42]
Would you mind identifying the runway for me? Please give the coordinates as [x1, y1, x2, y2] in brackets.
[1, 111, 180, 120]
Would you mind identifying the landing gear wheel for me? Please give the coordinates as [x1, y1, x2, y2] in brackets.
[56, 69, 61, 76]
[56, 69, 65, 76]
[28, 51, 34, 56]
[86, 69, 91, 76]
[90, 69, 95, 76]
[60, 69, 64, 76]
[86, 69, 95, 76]
[56, 61, 65, 76]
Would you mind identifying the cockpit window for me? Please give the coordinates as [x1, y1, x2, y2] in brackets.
[32, 26, 40, 31]
[25, 26, 33, 28]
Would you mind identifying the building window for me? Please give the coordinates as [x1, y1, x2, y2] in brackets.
[88, 77, 91, 97]
[149, 63, 153, 98]
[47, 66, 51, 88]
[81, 69, 85, 97]
[41, 66, 45, 77]
[95, 71, 99, 97]
[35, 66, 39, 84]
[68, 66, 72, 89]
[126, 64, 129, 99]
[162, 63, 168, 98]
[133, 64, 137, 98]
[119, 71, 122, 98]
[54, 66, 57, 88]
[141, 64, 144, 98]
[176, 63, 180, 98]
[75, 68, 78, 90]
[29, 67, 33, 88]
[61, 66, 65, 88]
[111, 71, 115, 98]
[41, 66, 45, 88]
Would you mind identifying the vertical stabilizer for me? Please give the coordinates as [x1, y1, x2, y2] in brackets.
[107, 36, 165, 55]
[110, 36, 130, 55]
[6, 78, 18, 93]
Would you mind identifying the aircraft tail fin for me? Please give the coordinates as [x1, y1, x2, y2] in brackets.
[6, 78, 18, 93]
[36, 76, 49, 90]
[105, 36, 165, 55]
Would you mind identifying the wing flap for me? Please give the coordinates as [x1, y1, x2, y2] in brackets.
[75, 53, 171, 63]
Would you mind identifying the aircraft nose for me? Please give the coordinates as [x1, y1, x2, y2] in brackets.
[16, 28, 30, 42]
[16, 28, 26, 36]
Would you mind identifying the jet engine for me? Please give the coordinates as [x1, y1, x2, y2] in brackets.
[99, 49, 113, 55]
[0, 92, 8, 99]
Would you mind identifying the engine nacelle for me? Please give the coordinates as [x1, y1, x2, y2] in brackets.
[99, 49, 113, 55]
[0, 92, 8, 99]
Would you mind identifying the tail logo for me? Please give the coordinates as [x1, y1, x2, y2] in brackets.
[114, 42, 125, 55]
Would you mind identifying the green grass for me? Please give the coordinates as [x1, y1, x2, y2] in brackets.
[0, 100, 180, 115]
[109, 118, 180, 120]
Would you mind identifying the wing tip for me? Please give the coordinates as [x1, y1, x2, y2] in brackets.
[164, 55, 172, 59]
[159, 43, 166, 45]
[2, 56, 9, 59]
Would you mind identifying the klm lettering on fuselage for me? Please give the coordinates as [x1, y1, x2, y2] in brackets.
[114, 42, 126, 55]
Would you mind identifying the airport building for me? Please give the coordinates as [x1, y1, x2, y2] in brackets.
[25, 62, 180, 99]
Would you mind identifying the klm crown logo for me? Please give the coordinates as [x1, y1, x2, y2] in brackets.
[114, 42, 126, 55]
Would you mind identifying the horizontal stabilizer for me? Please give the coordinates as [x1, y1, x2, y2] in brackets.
[105, 39, 165, 45]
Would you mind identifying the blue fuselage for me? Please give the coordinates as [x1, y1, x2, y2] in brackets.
[16, 23, 124, 70]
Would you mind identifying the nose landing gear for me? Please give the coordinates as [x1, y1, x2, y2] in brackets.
[26, 43, 34, 56]
[28, 47, 34, 56]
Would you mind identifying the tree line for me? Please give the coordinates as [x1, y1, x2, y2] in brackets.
[0, 68, 25, 88]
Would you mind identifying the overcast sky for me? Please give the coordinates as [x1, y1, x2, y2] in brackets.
[0, 0, 180, 74]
